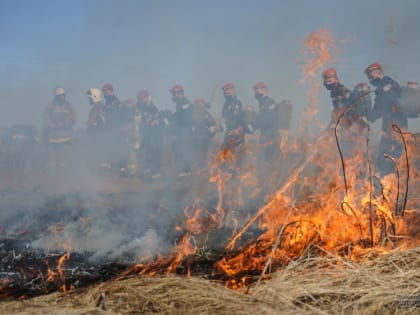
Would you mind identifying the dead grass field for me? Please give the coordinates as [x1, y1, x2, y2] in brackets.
[1, 247, 418, 315]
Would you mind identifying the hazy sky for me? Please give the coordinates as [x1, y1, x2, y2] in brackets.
[1, 0, 420, 132]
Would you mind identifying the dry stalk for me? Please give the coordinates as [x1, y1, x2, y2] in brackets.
[334, 91, 373, 196]
[226, 133, 330, 250]
[391, 124, 410, 217]
[252, 180, 306, 296]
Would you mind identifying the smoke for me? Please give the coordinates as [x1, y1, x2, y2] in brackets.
[1, 1, 420, 130]
[1, 0, 420, 263]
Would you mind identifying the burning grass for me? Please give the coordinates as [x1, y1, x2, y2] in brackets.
[1, 109, 419, 313]
[0, 246, 418, 315]
[1, 130, 419, 304]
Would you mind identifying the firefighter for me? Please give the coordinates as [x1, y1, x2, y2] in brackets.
[192, 98, 220, 169]
[42, 86, 77, 169]
[221, 82, 250, 169]
[321, 68, 352, 127]
[102, 83, 124, 129]
[170, 84, 194, 177]
[87, 88, 106, 134]
[101, 83, 134, 173]
[364, 62, 408, 176]
[253, 82, 286, 164]
[136, 89, 163, 179]
[322, 68, 371, 159]
[86, 88, 110, 170]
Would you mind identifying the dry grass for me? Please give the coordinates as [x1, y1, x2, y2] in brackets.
[1, 247, 419, 315]
[253, 246, 420, 314]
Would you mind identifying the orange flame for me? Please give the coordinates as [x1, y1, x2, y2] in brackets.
[301, 29, 337, 79]
[215, 130, 418, 284]
[57, 244, 71, 292]
[46, 261, 57, 283]
[300, 29, 339, 133]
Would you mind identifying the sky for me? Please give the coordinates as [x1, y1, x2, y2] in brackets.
[1, 0, 420, 132]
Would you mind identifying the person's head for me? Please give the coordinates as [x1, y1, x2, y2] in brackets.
[364, 63, 384, 86]
[86, 88, 104, 106]
[137, 89, 152, 104]
[54, 86, 66, 104]
[102, 83, 114, 99]
[321, 68, 339, 90]
[170, 84, 184, 102]
[222, 82, 236, 100]
[253, 82, 267, 101]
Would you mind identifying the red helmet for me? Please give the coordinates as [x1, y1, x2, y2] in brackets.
[170, 84, 184, 93]
[364, 63, 382, 75]
[222, 82, 235, 91]
[137, 89, 150, 100]
[355, 82, 370, 92]
[321, 68, 338, 80]
[54, 86, 65, 96]
[253, 82, 267, 89]
[102, 83, 113, 91]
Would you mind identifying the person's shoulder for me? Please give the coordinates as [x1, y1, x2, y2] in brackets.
[382, 76, 396, 83]
[338, 83, 351, 93]
[179, 97, 191, 106]
[382, 76, 400, 91]
[265, 96, 276, 105]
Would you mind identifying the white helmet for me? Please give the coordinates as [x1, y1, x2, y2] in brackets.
[54, 86, 65, 96]
[86, 88, 103, 103]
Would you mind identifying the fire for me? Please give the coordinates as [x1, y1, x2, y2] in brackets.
[111, 29, 417, 293]
[117, 204, 221, 279]
[213, 130, 417, 283]
[46, 261, 57, 283]
[300, 29, 340, 132]
[57, 246, 71, 292]
[301, 28, 337, 79]
[46, 244, 72, 293]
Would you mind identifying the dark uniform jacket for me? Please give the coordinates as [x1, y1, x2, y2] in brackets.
[173, 97, 193, 134]
[222, 97, 249, 135]
[369, 76, 408, 131]
[104, 95, 131, 130]
[256, 96, 281, 138]
[329, 83, 352, 125]
[136, 101, 160, 130]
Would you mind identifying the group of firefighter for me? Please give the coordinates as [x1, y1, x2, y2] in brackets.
[322, 62, 420, 177]
[42, 81, 292, 179]
[41, 61, 420, 180]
